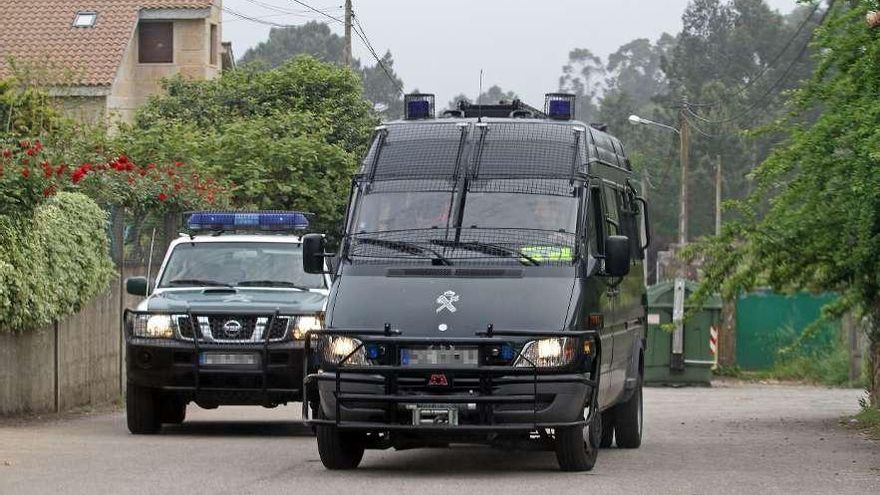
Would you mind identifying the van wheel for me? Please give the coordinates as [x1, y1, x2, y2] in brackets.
[126, 382, 161, 435]
[614, 378, 643, 449]
[554, 409, 600, 472]
[599, 410, 615, 448]
[315, 410, 365, 470]
[159, 396, 187, 425]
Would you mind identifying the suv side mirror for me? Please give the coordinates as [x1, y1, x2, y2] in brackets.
[604, 235, 631, 277]
[302, 234, 327, 274]
[126, 276, 149, 296]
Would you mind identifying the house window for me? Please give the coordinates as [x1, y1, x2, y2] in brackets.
[210, 24, 219, 65]
[139, 22, 173, 64]
[73, 11, 97, 28]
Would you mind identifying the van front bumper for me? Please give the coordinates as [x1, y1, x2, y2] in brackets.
[303, 329, 599, 432]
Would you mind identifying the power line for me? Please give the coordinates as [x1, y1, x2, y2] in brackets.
[286, 0, 345, 24]
[352, 12, 403, 94]
[241, 0, 342, 16]
[686, 0, 832, 126]
[223, 7, 300, 28]
[707, 1, 823, 105]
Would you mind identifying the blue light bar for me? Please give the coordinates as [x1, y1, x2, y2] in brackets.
[404, 93, 435, 120]
[187, 211, 309, 232]
[545, 93, 576, 120]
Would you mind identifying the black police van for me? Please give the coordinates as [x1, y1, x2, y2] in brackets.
[301, 93, 649, 471]
[123, 211, 328, 434]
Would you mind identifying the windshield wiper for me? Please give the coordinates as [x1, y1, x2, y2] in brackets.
[167, 279, 233, 288]
[355, 237, 453, 266]
[237, 280, 312, 290]
[431, 240, 541, 266]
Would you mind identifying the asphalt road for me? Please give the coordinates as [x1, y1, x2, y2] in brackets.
[1, 382, 877, 495]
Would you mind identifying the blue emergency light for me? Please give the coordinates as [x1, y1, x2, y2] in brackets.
[404, 93, 435, 120]
[545, 93, 576, 120]
[187, 211, 309, 232]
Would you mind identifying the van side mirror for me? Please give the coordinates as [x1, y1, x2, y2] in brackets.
[126, 276, 149, 296]
[604, 235, 631, 277]
[302, 234, 328, 274]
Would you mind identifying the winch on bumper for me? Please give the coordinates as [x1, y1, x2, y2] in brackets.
[302, 328, 599, 432]
[125, 309, 309, 405]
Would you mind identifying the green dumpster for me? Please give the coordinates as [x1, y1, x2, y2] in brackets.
[644, 280, 721, 385]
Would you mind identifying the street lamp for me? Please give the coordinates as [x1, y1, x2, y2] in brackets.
[629, 113, 691, 371]
[628, 114, 689, 247]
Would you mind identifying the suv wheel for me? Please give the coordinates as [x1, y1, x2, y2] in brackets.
[126, 382, 161, 434]
[159, 396, 187, 425]
[315, 409, 365, 470]
[614, 377, 643, 448]
[554, 408, 600, 472]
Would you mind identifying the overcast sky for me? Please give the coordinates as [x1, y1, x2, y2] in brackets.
[223, 0, 801, 108]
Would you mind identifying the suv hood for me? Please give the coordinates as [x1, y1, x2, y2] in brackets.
[142, 288, 326, 314]
[328, 270, 576, 338]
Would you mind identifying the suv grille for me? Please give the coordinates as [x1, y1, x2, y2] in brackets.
[176, 315, 291, 343]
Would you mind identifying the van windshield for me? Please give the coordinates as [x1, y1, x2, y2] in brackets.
[461, 193, 578, 233]
[353, 191, 453, 233]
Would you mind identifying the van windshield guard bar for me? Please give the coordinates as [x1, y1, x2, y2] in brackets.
[302, 327, 601, 432]
[344, 228, 577, 265]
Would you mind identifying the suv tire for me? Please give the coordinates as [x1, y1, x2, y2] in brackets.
[159, 396, 187, 425]
[614, 377, 643, 449]
[126, 382, 161, 434]
[555, 409, 600, 472]
[315, 409, 365, 470]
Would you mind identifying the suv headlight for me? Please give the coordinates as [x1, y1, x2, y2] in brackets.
[291, 315, 323, 340]
[514, 337, 576, 368]
[130, 314, 175, 339]
[320, 336, 370, 366]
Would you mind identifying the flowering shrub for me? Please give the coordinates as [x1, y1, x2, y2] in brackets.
[0, 192, 114, 332]
[0, 139, 230, 215]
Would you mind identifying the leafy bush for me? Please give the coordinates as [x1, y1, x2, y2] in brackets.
[0, 192, 114, 332]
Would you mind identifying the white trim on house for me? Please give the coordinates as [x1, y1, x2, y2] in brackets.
[47, 86, 111, 97]
[139, 8, 211, 20]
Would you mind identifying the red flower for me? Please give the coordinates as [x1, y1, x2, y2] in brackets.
[174, 161, 184, 168]
[20, 157, 29, 166]
[56, 164, 67, 177]
[26, 148, 36, 156]
[18, 140, 29, 149]
[42, 185, 56, 197]
[2, 149, 11, 159]
[21, 167, 30, 178]
[158, 192, 168, 202]
[42, 161, 53, 178]
[33, 141, 43, 152]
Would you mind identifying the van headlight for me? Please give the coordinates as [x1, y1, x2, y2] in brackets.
[131, 314, 175, 339]
[514, 337, 576, 368]
[320, 336, 370, 366]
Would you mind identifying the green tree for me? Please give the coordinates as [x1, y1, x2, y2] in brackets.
[558, 48, 604, 122]
[689, 1, 880, 407]
[238, 21, 404, 120]
[120, 55, 378, 235]
[446, 85, 520, 110]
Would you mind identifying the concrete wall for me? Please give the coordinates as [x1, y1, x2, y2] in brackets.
[107, 5, 222, 123]
[0, 278, 125, 416]
[54, 96, 108, 124]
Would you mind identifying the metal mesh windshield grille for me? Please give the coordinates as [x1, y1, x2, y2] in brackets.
[473, 122, 586, 178]
[468, 178, 578, 197]
[347, 228, 576, 266]
[363, 123, 465, 180]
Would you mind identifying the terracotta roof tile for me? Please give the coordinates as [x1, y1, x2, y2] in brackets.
[0, 1, 215, 86]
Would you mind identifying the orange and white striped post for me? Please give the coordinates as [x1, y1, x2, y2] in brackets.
[709, 325, 719, 370]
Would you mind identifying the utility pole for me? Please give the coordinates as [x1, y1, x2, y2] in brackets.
[715, 155, 722, 236]
[671, 99, 691, 371]
[678, 99, 690, 247]
[343, 0, 353, 67]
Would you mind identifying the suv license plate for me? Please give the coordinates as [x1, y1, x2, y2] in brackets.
[407, 404, 459, 426]
[199, 352, 259, 367]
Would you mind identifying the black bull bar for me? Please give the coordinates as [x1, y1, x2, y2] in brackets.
[302, 328, 601, 432]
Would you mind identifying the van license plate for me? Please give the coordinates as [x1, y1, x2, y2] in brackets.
[407, 404, 459, 426]
[199, 352, 259, 367]
[400, 346, 479, 367]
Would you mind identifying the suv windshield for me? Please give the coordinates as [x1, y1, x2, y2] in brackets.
[158, 242, 325, 289]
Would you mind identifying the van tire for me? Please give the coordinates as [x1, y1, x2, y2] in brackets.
[126, 382, 161, 435]
[599, 410, 615, 448]
[555, 410, 600, 471]
[614, 378, 643, 449]
[159, 396, 187, 425]
[315, 410, 365, 470]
